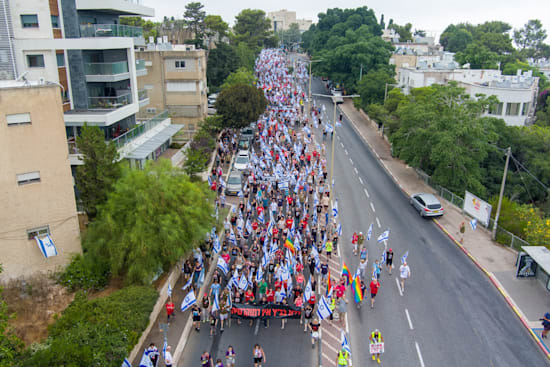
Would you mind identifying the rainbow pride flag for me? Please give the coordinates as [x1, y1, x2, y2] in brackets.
[326, 269, 331, 296]
[342, 262, 352, 285]
[351, 275, 363, 303]
[284, 238, 296, 254]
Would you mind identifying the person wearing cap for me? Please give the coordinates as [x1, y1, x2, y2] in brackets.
[370, 277, 380, 309]
[400, 261, 411, 293]
[369, 329, 384, 363]
[336, 346, 350, 366]
[386, 248, 394, 275]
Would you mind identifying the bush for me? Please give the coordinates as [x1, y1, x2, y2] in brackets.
[23, 286, 158, 367]
[57, 254, 110, 292]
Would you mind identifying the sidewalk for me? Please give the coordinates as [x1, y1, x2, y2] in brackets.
[339, 99, 550, 359]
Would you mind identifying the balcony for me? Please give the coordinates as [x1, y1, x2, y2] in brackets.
[85, 61, 130, 82]
[138, 88, 149, 107]
[136, 59, 147, 76]
[112, 110, 168, 149]
[88, 93, 132, 110]
[76, 0, 155, 17]
[79, 24, 146, 45]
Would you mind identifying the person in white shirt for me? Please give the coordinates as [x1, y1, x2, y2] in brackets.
[399, 262, 411, 293]
[164, 345, 173, 367]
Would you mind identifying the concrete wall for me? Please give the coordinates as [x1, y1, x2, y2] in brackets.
[0, 85, 81, 281]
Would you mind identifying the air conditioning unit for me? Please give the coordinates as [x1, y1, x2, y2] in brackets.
[39, 77, 45, 85]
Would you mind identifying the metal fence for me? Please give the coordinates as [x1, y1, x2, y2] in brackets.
[415, 168, 530, 251]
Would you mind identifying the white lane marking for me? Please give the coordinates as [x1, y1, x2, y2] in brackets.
[405, 309, 414, 330]
[395, 277, 403, 296]
[344, 148, 348, 155]
[323, 341, 339, 354]
[358, 177, 363, 185]
[337, 135, 341, 141]
[354, 167, 358, 174]
[349, 158, 353, 165]
[322, 327, 339, 341]
[376, 217, 381, 228]
[345, 313, 349, 333]
[370, 202, 375, 212]
[415, 342, 426, 367]
[364, 188, 370, 198]
[340, 142, 344, 148]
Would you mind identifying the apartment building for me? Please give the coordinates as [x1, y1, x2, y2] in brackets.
[267, 9, 312, 32]
[137, 42, 207, 135]
[397, 65, 539, 126]
[1, 0, 183, 171]
[0, 81, 81, 280]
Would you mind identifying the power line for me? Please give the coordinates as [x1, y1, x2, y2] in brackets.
[510, 154, 550, 192]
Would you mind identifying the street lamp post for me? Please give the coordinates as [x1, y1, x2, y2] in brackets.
[312, 93, 360, 233]
[307, 59, 323, 123]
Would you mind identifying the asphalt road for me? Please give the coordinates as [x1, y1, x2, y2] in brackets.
[311, 76, 549, 366]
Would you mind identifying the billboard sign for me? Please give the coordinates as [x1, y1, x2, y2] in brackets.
[463, 191, 492, 227]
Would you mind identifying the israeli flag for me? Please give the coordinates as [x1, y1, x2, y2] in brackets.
[122, 358, 132, 367]
[217, 257, 229, 275]
[219, 176, 226, 188]
[256, 267, 264, 282]
[138, 349, 153, 367]
[238, 274, 248, 291]
[35, 235, 58, 258]
[162, 339, 167, 360]
[336, 121, 343, 127]
[182, 277, 192, 291]
[258, 211, 265, 224]
[313, 211, 317, 225]
[167, 283, 172, 298]
[377, 229, 390, 243]
[341, 330, 352, 355]
[180, 291, 197, 312]
[401, 250, 409, 264]
[316, 295, 332, 320]
[267, 220, 274, 235]
[229, 227, 237, 245]
[261, 252, 268, 268]
[304, 277, 313, 302]
[367, 223, 373, 241]
[246, 219, 253, 234]
[238, 190, 244, 198]
[212, 293, 220, 313]
[470, 218, 477, 231]
[380, 250, 386, 264]
[325, 212, 329, 227]
[213, 235, 221, 254]
[208, 175, 212, 187]
[278, 287, 287, 302]
[337, 223, 342, 237]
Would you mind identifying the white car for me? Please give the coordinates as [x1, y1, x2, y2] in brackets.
[233, 153, 250, 172]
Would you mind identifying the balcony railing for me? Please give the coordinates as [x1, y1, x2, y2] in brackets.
[68, 140, 80, 155]
[85, 61, 128, 76]
[136, 59, 146, 71]
[80, 24, 143, 38]
[88, 93, 132, 110]
[112, 110, 169, 149]
[138, 88, 148, 101]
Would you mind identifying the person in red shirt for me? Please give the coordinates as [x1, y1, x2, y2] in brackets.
[266, 288, 275, 303]
[286, 196, 293, 206]
[252, 221, 259, 232]
[245, 289, 255, 304]
[257, 206, 264, 217]
[370, 278, 380, 309]
[308, 293, 316, 306]
[211, 181, 217, 192]
[352, 231, 359, 256]
[166, 300, 175, 322]
[335, 282, 346, 300]
[285, 217, 293, 229]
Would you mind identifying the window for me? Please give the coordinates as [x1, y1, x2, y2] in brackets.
[166, 81, 196, 92]
[51, 15, 59, 28]
[489, 102, 503, 116]
[21, 14, 39, 28]
[506, 102, 520, 116]
[6, 113, 31, 126]
[27, 54, 44, 68]
[174, 60, 186, 69]
[522, 102, 531, 116]
[27, 225, 50, 240]
[56, 53, 65, 67]
[17, 171, 41, 185]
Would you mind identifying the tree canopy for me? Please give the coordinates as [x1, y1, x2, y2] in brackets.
[232, 9, 277, 50]
[207, 42, 239, 89]
[183, 2, 206, 48]
[215, 83, 267, 129]
[514, 19, 548, 60]
[221, 67, 257, 90]
[439, 21, 514, 54]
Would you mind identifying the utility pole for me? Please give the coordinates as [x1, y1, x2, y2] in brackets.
[492, 147, 511, 240]
[307, 61, 312, 122]
[359, 64, 363, 81]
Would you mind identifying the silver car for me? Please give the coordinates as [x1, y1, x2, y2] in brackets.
[225, 172, 242, 196]
[410, 193, 444, 217]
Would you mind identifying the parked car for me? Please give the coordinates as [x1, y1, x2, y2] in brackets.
[225, 172, 242, 196]
[331, 87, 342, 97]
[233, 153, 250, 172]
[410, 193, 444, 217]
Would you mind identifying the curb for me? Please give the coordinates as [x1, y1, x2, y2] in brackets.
[342, 103, 550, 361]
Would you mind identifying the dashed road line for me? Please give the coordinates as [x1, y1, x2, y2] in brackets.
[405, 309, 414, 330]
[344, 148, 348, 155]
[354, 167, 358, 174]
[364, 188, 370, 198]
[358, 177, 363, 185]
[323, 341, 339, 354]
[395, 277, 403, 296]
[349, 158, 353, 165]
[415, 342, 426, 367]
[370, 202, 375, 212]
[376, 217, 381, 228]
[322, 327, 339, 341]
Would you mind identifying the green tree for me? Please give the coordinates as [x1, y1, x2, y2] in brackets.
[206, 42, 239, 89]
[76, 124, 121, 220]
[0, 265, 24, 367]
[232, 9, 276, 50]
[221, 67, 256, 90]
[440, 21, 513, 54]
[204, 14, 228, 44]
[235, 42, 256, 71]
[384, 88, 406, 113]
[379, 14, 385, 30]
[280, 23, 302, 46]
[414, 29, 426, 37]
[183, 2, 206, 48]
[357, 68, 396, 107]
[215, 83, 267, 129]
[514, 19, 548, 54]
[83, 160, 215, 285]
[388, 22, 413, 42]
[455, 42, 499, 69]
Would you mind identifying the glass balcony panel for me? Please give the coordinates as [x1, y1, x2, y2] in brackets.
[112, 110, 169, 149]
[88, 93, 132, 109]
[80, 24, 143, 38]
[85, 61, 129, 75]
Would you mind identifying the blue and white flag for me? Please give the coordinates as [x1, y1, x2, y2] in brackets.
[313, 191, 319, 206]
[219, 176, 226, 188]
[182, 277, 192, 291]
[337, 223, 342, 237]
[336, 121, 343, 127]
[238, 274, 248, 291]
[377, 229, 390, 243]
[313, 211, 317, 225]
[367, 223, 373, 241]
[470, 218, 477, 231]
[256, 267, 264, 282]
[35, 235, 58, 258]
[401, 250, 409, 264]
[332, 199, 339, 218]
[213, 234, 221, 254]
[267, 220, 274, 236]
[258, 211, 265, 224]
[325, 212, 329, 227]
[138, 349, 153, 367]
[122, 358, 132, 367]
[237, 190, 244, 198]
[162, 339, 167, 359]
[208, 175, 212, 187]
[246, 219, 253, 234]
[167, 283, 172, 298]
[380, 250, 386, 264]
[341, 330, 351, 355]
[229, 227, 237, 245]
[304, 276, 313, 302]
[217, 257, 229, 275]
[180, 290, 196, 312]
[212, 293, 220, 313]
[316, 295, 333, 320]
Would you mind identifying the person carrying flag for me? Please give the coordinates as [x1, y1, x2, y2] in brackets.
[336, 346, 350, 366]
[386, 248, 394, 275]
[400, 261, 411, 293]
[351, 231, 359, 256]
